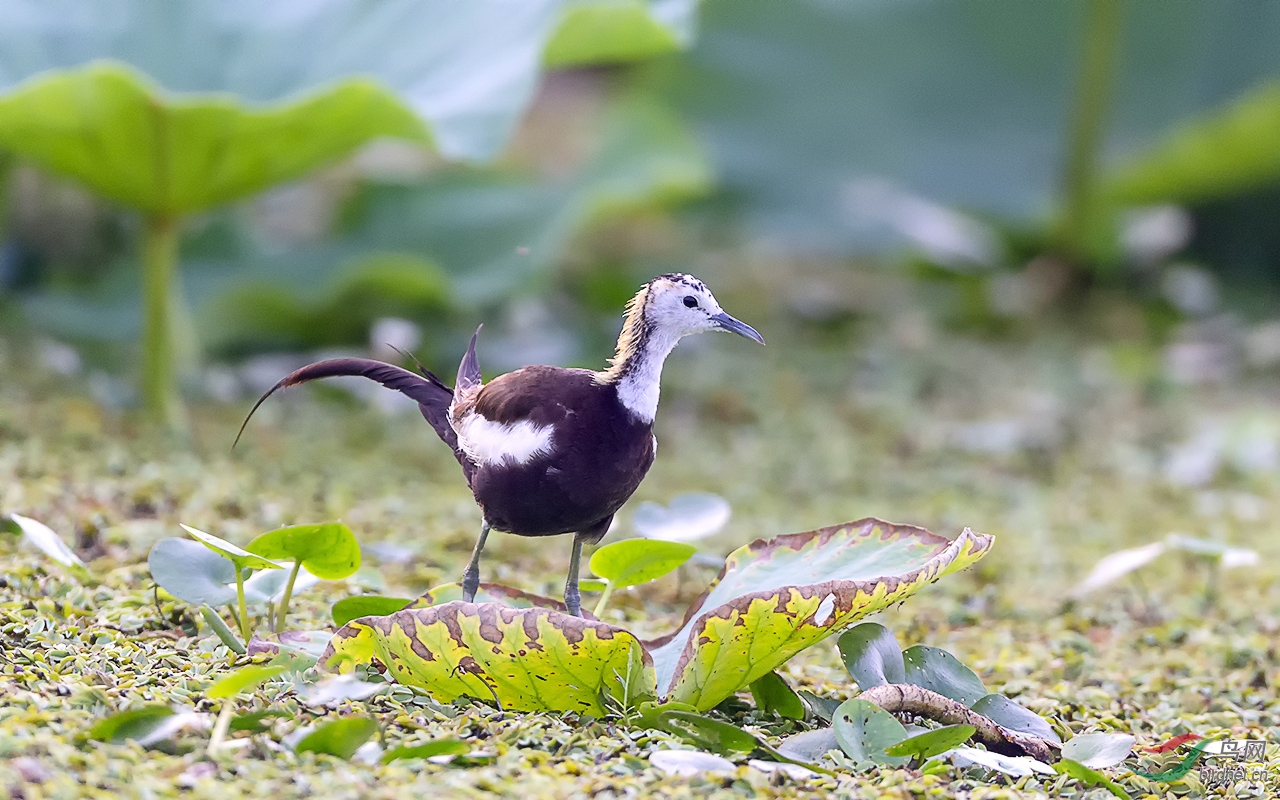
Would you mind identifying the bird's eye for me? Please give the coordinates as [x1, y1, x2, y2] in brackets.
[683, 295, 698, 308]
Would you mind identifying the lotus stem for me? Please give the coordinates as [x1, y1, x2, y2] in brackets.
[141, 213, 184, 428]
[858, 684, 1061, 764]
[592, 583, 615, 617]
[1056, 0, 1122, 262]
[207, 700, 234, 756]
[275, 562, 302, 633]
[234, 569, 251, 642]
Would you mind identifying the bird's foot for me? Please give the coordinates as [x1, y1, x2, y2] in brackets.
[461, 570, 479, 603]
[564, 588, 582, 618]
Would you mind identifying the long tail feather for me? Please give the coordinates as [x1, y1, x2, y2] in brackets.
[234, 358, 455, 449]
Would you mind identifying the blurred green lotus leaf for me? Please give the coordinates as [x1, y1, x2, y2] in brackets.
[1108, 81, 1280, 205]
[0, 64, 428, 215]
[87, 705, 177, 745]
[320, 520, 991, 715]
[207, 663, 289, 700]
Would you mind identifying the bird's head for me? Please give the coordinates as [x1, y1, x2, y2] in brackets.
[641, 273, 765, 344]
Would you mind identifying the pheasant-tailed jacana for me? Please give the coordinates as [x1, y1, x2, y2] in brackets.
[237, 274, 763, 616]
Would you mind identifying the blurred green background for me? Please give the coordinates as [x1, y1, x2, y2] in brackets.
[3, 0, 1280, 431]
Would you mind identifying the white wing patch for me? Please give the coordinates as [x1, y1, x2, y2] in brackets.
[457, 414, 555, 466]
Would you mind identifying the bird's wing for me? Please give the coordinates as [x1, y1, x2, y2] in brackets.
[451, 367, 598, 467]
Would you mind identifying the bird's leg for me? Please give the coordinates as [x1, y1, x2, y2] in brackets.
[563, 533, 586, 617]
[462, 521, 491, 603]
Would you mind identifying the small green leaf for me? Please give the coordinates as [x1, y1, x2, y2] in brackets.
[294, 717, 379, 760]
[838, 622, 905, 689]
[578, 579, 609, 593]
[207, 664, 288, 700]
[777, 729, 839, 763]
[748, 671, 805, 720]
[230, 709, 292, 733]
[832, 698, 910, 768]
[380, 739, 470, 764]
[901, 645, 987, 706]
[1060, 733, 1135, 769]
[181, 525, 282, 572]
[331, 596, 414, 627]
[883, 724, 975, 760]
[971, 694, 1061, 744]
[247, 522, 361, 580]
[151, 539, 237, 606]
[588, 539, 696, 590]
[1055, 758, 1132, 799]
[798, 691, 840, 724]
[87, 705, 176, 744]
[651, 710, 758, 756]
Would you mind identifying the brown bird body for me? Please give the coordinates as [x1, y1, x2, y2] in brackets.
[238, 273, 763, 615]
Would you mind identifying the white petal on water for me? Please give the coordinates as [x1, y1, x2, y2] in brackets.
[649, 749, 736, 776]
[748, 759, 814, 779]
[1070, 542, 1165, 597]
[9, 513, 85, 569]
[633, 493, 731, 542]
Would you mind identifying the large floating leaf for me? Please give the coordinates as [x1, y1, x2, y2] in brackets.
[322, 520, 990, 715]
[647, 519, 992, 709]
[409, 582, 599, 619]
[322, 601, 655, 715]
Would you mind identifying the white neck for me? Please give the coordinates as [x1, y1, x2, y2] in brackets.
[612, 327, 682, 423]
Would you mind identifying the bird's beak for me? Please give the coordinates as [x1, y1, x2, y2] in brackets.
[711, 312, 765, 345]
